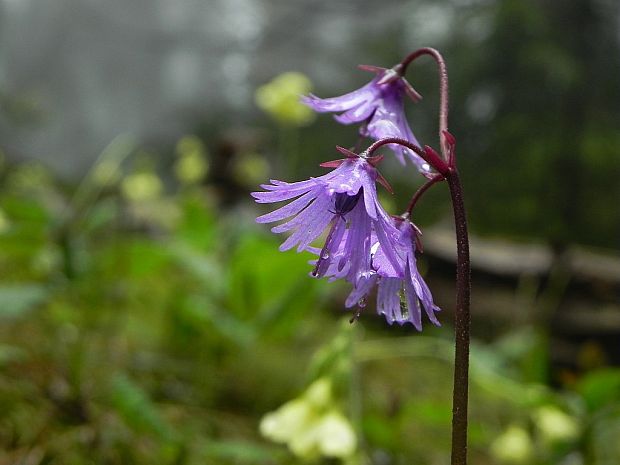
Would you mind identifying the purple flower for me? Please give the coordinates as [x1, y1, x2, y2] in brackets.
[302, 66, 430, 173]
[375, 218, 441, 329]
[314, 217, 440, 329]
[252, 152, 440, 329]
[251, 156, 402, 287]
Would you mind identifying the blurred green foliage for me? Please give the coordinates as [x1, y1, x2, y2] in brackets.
[0, 0, 619, 462]
[440, 0, 620, 249]
[268, 0, 619, 250]
[0, 133, 618, 465]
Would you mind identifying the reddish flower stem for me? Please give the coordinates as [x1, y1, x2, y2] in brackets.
[368, 133, 471, 465]
[401, 48, 469, 465]
[405, 173, 445, 216]
[364, 137, 450, 176]
[446, 167, 471, 465]
[400, 47, 450, 159]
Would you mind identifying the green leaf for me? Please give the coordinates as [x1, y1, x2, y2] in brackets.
[228, 234, 319, 325]
[109, 374, 173, 440]
[576, 369, 620, 412]
[168, 241, 224, 296]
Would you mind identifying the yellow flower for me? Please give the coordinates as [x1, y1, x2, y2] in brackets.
[174, 136, 209, 185]
[490, 425, 534, 464]
[533, 406, 579, 443]
[121, 172, 163, 202]
[255, 72, 315, 126]
[259, 377, 357, 459]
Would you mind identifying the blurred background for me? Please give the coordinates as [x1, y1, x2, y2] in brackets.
[1, 0, 619, 464]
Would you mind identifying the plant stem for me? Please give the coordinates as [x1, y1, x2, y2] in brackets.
[399, 47, 450, 158]
[405, 173, 444, 216]
[401, 48, 469, 464]
[368, 137, 471, 465]
[364, 137, 449, 176]
[446, 168, 471, 465]
[371, 46, 470, 463]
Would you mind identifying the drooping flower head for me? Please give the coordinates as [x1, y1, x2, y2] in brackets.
[312, 215, 441, 329]
[302, 65, 430, 173]
[251, 150, 402, 292]
[252, 144, 440, 329]
[374, 218, 441, 328]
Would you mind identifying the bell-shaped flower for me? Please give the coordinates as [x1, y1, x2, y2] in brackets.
[312, 216, 440, 329]
[302, 65, 430, 173]
[252, 152, 402, 285]
[374, 218, 441, 329]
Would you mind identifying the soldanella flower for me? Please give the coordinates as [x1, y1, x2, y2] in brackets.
[376, 218, 440, 328]
[302, 64, 430, 173]
[252, 149, 402, 284]
[252, 146, 440, 328]
[314, 216, 440, 329]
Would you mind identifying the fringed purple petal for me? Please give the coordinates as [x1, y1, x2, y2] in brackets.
[301, 79, 379, 113]
[256, 190, 315, 223]
[373, 219, 404, 278]
[317, 159, 367, 196]
[313, 217, 347, 278]
[278, 194, 332, 251]
[403, 261, 423, 330]
[252, 186, 313, 203]
[332, 100, 376, 124]
[254, 166, 346, 198]
[406, 254, 441, 326]
[344, 273, 377, 308]
[295, 199, 335, 252]
[271, 201, 317, 233]
[377, 277, 401, 325]
[341, 200, 372, 282]
[359, 171, 379, 220]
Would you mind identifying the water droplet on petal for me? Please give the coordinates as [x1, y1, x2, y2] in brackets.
[399, 287, 410, 320]
[321, 251, 330, 260]
[357, 297, 367, 308]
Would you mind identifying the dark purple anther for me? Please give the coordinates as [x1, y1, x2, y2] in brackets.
[333, 190, 362, 217]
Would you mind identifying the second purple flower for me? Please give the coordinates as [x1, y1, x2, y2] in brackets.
[302, 66, 430, 173]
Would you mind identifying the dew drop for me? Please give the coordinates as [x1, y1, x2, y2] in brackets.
[398, 288, 409, 319]
[349, 308, 362, 324]
[357, 297, 367, 308]
[370, 241, 380, 256]
[320, 251, 330, 260]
